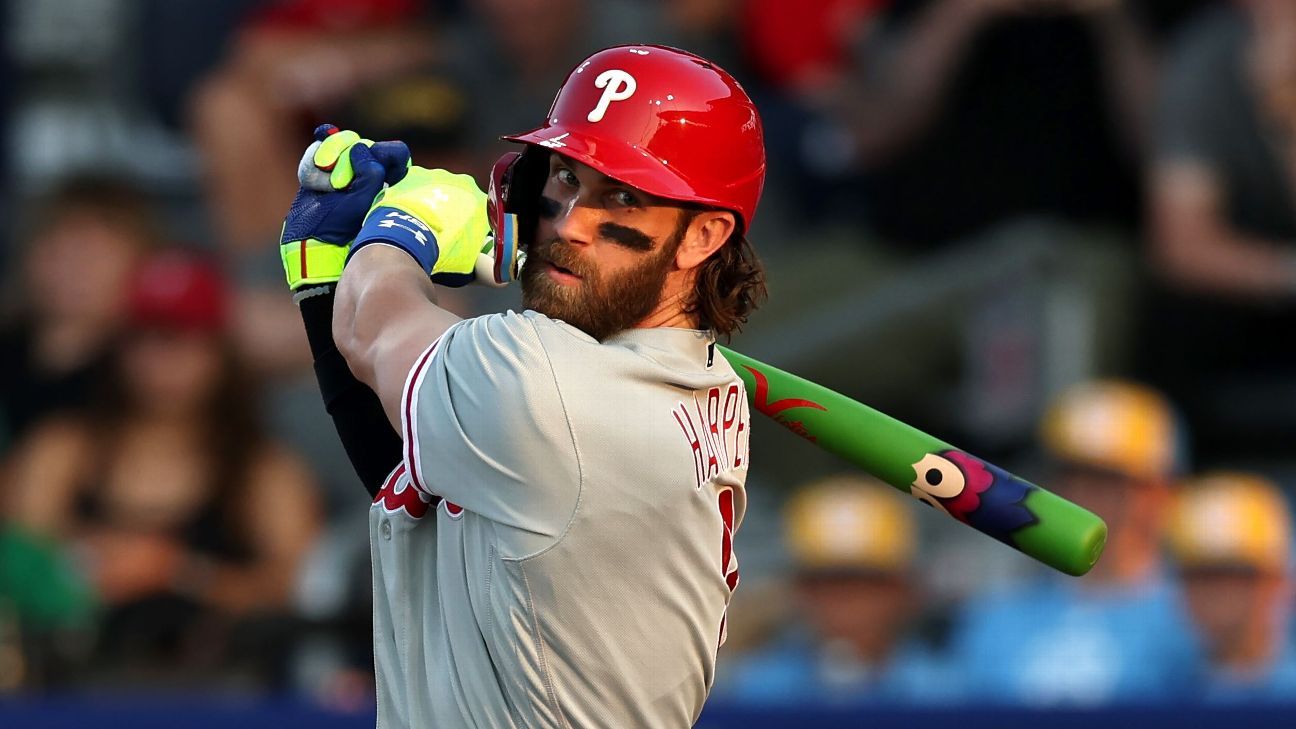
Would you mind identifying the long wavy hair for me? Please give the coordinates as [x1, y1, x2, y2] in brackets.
[680, 212, 767, 340]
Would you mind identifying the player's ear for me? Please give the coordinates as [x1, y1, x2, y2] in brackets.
[674, 210, 736, 271]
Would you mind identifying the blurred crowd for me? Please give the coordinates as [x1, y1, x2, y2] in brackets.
[2, 0, 1296, 713]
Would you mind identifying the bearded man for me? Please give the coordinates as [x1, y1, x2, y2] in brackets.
[277, 45, 768, 728]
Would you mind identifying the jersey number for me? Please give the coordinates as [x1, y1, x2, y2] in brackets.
[717, 486, 739, 648]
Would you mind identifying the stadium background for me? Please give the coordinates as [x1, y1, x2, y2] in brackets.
[3, 0, 1296, 726]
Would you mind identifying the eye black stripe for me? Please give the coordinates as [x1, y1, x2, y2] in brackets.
[537, 196, 561, 219]
[598, 222, 654, 251]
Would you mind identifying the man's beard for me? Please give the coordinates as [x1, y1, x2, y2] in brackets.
[520, 228, 682, 341]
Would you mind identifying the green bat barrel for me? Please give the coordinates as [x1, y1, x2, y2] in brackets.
[720, 346, 1107, 576]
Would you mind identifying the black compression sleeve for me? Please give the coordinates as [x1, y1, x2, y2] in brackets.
[297, 285, 403, 498]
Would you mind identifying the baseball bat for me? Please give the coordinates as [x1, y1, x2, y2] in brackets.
[720, 347, 1107, 576]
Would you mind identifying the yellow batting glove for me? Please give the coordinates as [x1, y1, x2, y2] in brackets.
[352, 167, 492, 287]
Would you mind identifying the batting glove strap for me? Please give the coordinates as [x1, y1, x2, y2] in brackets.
[349, 206, 440, 274]
[282, 237, 352, 290]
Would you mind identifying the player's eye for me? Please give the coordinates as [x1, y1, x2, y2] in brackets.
[555, 168, 579, 187]
[610, 189, 640, 208]
[910, 453, 966, 498]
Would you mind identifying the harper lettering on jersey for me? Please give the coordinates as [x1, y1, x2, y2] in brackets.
[672, 383, 749, 488]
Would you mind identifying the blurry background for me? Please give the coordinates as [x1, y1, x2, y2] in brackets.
[2, 0, 1296, 726]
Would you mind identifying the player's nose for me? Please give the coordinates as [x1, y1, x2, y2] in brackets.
[551, 197, 601, 248]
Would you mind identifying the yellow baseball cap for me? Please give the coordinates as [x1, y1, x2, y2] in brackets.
[784, 475, 915, 574]
[1040, 380, 1181, 480]
[1166, 472, 1291, 573]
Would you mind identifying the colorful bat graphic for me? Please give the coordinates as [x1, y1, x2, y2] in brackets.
[721, 346, 1107, 576]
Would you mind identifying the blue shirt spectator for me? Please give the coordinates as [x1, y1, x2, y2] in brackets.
[718, 626, 960, 706]
[1201, 643, 1296, 704]
[1167, 473, 1296, 705]
[944, 575, 1199, 705]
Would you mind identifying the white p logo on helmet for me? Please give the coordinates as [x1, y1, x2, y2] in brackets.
[587, 69, 636, 123]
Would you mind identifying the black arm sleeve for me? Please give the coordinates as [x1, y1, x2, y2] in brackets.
[297, 285, 404, 498]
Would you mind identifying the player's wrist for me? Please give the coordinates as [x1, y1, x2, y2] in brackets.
[282, 237, 351, 290]
[349, 206, 441, 274]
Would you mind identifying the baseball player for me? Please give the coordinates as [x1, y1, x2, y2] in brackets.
[279, 45, 767, 727]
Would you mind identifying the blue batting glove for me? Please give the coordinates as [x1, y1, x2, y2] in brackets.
[281, 124, 410, 290]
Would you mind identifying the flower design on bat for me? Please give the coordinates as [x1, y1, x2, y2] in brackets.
[909, 450, 1040, 546]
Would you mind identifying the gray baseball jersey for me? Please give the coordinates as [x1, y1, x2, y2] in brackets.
[368, 309, 750, 728]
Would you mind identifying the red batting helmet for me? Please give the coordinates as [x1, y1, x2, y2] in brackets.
[487, 45, 767, 265]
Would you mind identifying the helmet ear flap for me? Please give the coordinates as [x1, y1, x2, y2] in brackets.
[485, 148, 549, 285]
[509, 147, 549, 246]
[489, 147, 549, 228]
[486, 152, 522, 284]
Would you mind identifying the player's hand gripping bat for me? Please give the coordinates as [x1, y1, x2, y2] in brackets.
[721, 348, 1106, 576]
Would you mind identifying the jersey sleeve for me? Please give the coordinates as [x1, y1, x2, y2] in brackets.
[399, 310, 579, 537]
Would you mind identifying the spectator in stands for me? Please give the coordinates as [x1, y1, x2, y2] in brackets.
[188, 0, 438, 255]
[1143, 0, 1296, 463]
[1167, 472, 1296, 702]
[0, 177, 155, 455]
[715, 475, 956, 705]
[3, 251, 320, 686]
[834, 0, 1156, 250]
[943, 380, 1197, 705]
[767, 0, 1170, 453]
